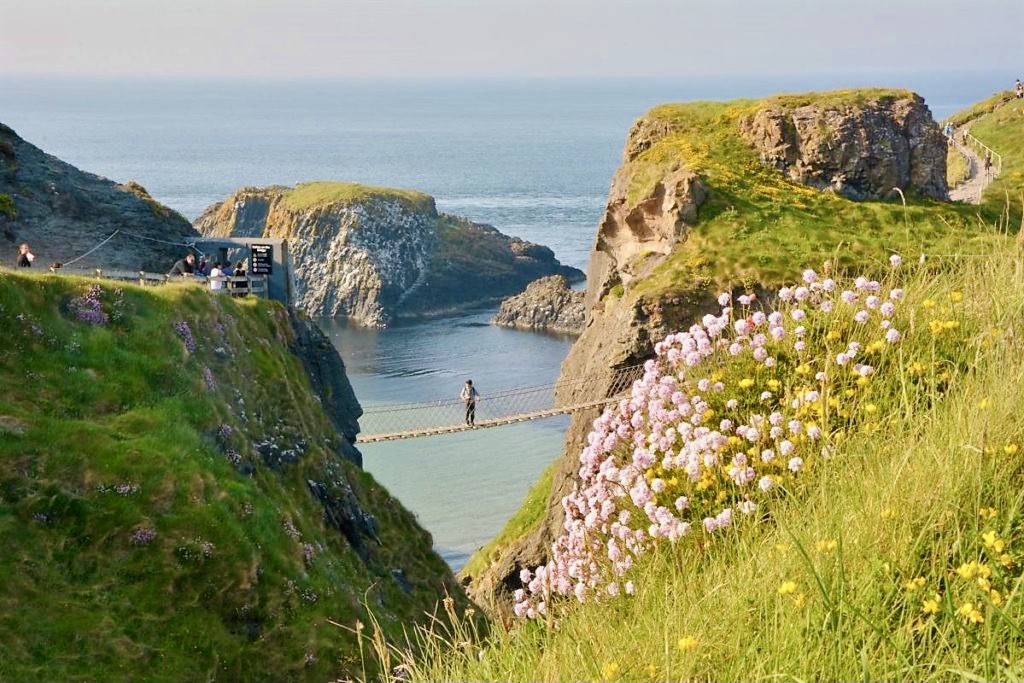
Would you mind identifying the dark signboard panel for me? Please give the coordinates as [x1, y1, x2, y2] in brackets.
[250, 244, 273, 275]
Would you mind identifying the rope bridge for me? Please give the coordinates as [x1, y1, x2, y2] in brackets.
[356, 363, 646, 443]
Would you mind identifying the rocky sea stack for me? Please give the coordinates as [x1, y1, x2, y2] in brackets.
[493, 275, 585, 335]
[0, 123, 198, 271]
[195, 182, 583, 327]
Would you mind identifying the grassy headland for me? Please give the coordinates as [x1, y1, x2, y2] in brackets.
[282, 181, 435, 213]
[623, 92, 1002, 300]
[0, 272, 457, 681]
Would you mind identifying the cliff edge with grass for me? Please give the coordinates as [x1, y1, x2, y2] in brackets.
[464, 88, 1006, 608]
[195, 182, 583, 327]
[0, 271, 467, 682]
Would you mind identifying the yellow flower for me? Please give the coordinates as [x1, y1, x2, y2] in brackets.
[957, 602, 985, 624]
[999, 553, 1014, 569]
[774, 543, 790, 555]
[863, 403, 878, 415]
[738, 378, 755, 389]
[646, 664, 657, 679]
[922, 595, 940, 615]
[778, 581, 797, 596]
[880, 507, 895, 520]
[949, 291, 964, 303]
[990, 589, 1004, 606]
[978, 563, 992, 580]
[978, 398, 992, 410]
[922, 299, 937, 309]
[767, 379, 781, 390]
[677, 635, 698, 652]
[826, 330, 841, 341]
[904, 576, 926, 592]
[1004, 444, 1019, 455]
[816, 539, 838, 553]
[793, 592, 806, 607]
[982, 530, 1006, 553]
[957, 562, 978, 580]
[601, 661, 619, 681]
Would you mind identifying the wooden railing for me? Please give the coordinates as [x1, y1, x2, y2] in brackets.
[51, 267, 268, 298]
[964, 131, 1003, 175]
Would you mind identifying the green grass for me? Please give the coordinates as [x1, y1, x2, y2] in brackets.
[618, 92, 1004, 300]
[966, 96, 1024, 223]
[0, 192, 16, 218]
[372, 241, 1024, 682]
[282, 181, 434, 213]
[0, 272, 459, 682]
[947, 144, 971, 188]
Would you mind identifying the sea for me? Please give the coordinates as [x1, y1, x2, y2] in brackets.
[0, 70, 1006, 568]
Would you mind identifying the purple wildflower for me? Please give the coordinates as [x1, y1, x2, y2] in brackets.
[174, 320, 196, 353]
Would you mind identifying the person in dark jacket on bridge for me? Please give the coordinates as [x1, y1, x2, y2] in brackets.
[461, 379, 480, 426]
[167, 253, 196, 276]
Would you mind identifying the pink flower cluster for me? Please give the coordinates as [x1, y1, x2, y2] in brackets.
[514, 263, 905, 618]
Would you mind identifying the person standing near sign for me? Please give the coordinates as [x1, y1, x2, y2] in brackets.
[232, 260, 247, 297]
[460, 379, 480, 426]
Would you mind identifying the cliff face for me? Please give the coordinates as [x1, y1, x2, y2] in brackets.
[0, 271, 466, 681]
[466, 88, 963, 611]
[0, 123, 198, 271]
[195, 183, 583, 327]
[493, 275, 586, 335]
[739, 93, 948, 200]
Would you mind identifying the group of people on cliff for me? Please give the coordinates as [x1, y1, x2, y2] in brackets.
[167, 252, 250, 295]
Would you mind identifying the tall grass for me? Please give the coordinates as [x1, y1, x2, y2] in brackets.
[366, 242, 1024, 681]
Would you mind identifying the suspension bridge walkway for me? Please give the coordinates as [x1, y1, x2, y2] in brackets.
[355, 363, 646, 443]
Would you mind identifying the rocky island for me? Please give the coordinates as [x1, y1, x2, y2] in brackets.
[492, 275, 586, 335]
[195, 182, 583, 327]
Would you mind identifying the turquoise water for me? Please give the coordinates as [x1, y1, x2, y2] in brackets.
[0, 72, 1001, 567]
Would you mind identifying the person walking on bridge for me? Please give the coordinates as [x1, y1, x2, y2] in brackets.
[460, 379, 480, 426]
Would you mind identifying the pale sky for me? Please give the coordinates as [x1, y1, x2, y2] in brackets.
[1, 0, 1022, 79]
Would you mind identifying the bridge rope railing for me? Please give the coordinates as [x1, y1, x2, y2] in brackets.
[357, 363, 646, 441]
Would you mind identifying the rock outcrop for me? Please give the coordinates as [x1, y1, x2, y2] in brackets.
[493, 275, 586, 335]
[195, 182, 583, 327]
[739, 92, 947, 200]
[0, 123, 198, 271]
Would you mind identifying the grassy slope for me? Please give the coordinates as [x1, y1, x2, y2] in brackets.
[398, 239, 1024, 682]
[965, 95, 1024, 223]
[462, 89, 1009, 581]
[947, 145, 970, 188]
[627, 92, 1002, 299]
[282, 181, 434, 213]
[0, 272, 456, 682]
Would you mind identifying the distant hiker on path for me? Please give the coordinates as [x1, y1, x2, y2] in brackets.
[943, 122, 953, 139]
[1016, 79, 1023, 99]
[460, 379, 480, 426]
[16, 243, 34, 268]
[984, 151, 993, 175]
[168, 253, 196, 276]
